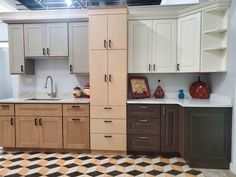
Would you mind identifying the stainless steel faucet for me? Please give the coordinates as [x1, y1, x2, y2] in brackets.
[44, 76, 55, 97]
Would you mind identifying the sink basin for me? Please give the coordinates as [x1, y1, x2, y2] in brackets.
[26, 98, 61, 101]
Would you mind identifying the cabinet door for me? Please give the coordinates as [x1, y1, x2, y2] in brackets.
[16, 117, 39, 148]
[89, 15, 108, 50]
[39, 117, 62, 148]
[8, 24, 25, 74]
[161, 105, 179, 152]
[90, 50, 108, 106]
[152, 20, 177, 73]
[108, 50, 127, 106]
[108, 14, 127, 50]
[63, 117, 89, 149]
[24, 24, 45, 57]
[128, 20, 152, 73]
[69, 22, 89, 73]
[0, 117, 15, 147]
[46, 23, 68, 56]
[178, 13, 201, 72]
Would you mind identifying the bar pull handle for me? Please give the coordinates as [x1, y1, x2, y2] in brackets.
[104, 135, 112, 138]
[139, 106, 148, 109]
[104, 120, 112, 123]
[104, 107, 112, 110]
[104, 40, 107, 49]
[39, 118, 42, 126]
[21, 65, 24, 72]
[43, 48, 46, 56]
[70, 65, 73, 72]
[104, 74, 107, 82]
[177, 64, 180, 71]
[162, 106, 165, 116]
[139, 119, 148, 123]
[139, 136, 148, 140]
[72, 105, 80, 108]
[10, 118, 14, 125]
[109, 74, 112, 82]
[1, 105, 10, 108]
[149, 64, 151, 71]
[109, 40, 112, 48]
[72, 118, 80, 121]
[47, 48, 50, 56]
[153, 64, 156, 71]
[34, 118, 38, 126]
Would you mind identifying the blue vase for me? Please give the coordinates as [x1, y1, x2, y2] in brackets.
[178, 89, 185, 99]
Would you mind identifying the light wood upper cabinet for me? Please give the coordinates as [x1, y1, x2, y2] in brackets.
[24, 24, 45, 57]
[152, 20, 177, 73]
[8, 24, 34, 74]
[108, 50, 127, 106]
[69, 22, 89, 74]
[0, 117, 15, 147]
[178, 13, 201, 72]
[128, 20, 152, 73]
[24, 23, 68, 57]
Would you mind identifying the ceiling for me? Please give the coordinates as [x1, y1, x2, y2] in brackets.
[16, 0, 162, 10]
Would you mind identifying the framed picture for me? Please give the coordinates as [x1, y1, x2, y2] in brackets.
[129, 77, 150, 99]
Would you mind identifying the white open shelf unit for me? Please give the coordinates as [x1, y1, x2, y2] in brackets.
[201, 7, 229, 72]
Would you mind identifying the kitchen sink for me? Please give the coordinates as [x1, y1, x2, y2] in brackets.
[26, 98, 61, 101]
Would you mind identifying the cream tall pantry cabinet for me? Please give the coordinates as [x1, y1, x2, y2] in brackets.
[89, 8, 128, 152]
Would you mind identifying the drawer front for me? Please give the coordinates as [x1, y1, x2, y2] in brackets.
[91, 106, 126, 119]
[91, 119, 126, 134]
[63, 104, 89, 117]
[128, 104, 161, 118]
[128, 117, 160, 134]
[91, 134, 126, 151]
[128, 134, 160, 152]
[15, 104, 62, 116]
[0, 104, 14, 116]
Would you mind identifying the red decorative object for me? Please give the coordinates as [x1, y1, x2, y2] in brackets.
[190, 77, 210, 99]
[154, 80, 165, 98]
[129, 77, 150, 99]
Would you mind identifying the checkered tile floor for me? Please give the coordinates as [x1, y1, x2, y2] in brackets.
[0, 150, 204, 177]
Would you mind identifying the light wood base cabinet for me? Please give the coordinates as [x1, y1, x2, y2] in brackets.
[0, 117, 15, 147]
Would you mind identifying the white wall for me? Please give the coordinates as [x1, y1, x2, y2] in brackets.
[209, 0, 236, 173]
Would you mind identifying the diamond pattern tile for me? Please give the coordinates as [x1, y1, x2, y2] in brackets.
[0, 149, 204, 177]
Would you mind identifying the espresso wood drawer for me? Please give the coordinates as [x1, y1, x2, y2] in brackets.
[0, 104, 14, 116]
[127, 117, 160, 134]
[91, 119, 126, 134]
[63, 104, 89, 117]
[91, 106, 126, 119]
[127, 104, 161, 118]
[128, 134, 160, 152]
[15, 104, 62, 117]
[91, 133, 126, 151]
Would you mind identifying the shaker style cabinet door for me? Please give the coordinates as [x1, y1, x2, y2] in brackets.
[24, 24, 45, 57]
[178, 13, 201, 72]
[128, 20, 152, 73]
[69, 22, 89, 73]
[89, 15, 108, 50]
[108, 14, 127, 50]
[90, 50, 108, 106]
[108, 50, 127, 106]
[46, 23, 68, 57]
[0, 117, 15, 147]
[152, 20, 177, 73]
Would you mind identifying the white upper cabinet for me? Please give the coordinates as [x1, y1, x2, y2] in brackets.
[8, 24, 34, 74]
[24, 23, 68, 57]
[152, 20, 177, 73]
[177, 13, 201, 72]
[128, 20, 152, 73]
[69, 22, 89, 74]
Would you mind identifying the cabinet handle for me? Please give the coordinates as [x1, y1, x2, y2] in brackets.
[109, 40, 112, 48]
[108, 74, 112, 82]
[139, 106, 148, 109]
[70, 65, 73, 72]
[39, 118, 42, 126]
[104, 74, 107, 82]
[1, 105, 10, 108]
[72, 118, 80, 121]
[34, 118, 38, 126]
[72, 105, 80, 108]
[47, 48, 50, 55]
[149, 64, 151, 71]
[139, 136, 148, 140]
[153, 64, 156, 71]
[139, 119, 148, 123]
[177, 64, 180, 71]
[104, 135, 112, 138]
[104, 120, 112, 123]
[43, 48, 46, 56]
[104, 107, 112, 110]
[10, 118, 14, 125]
[104, 40, 107, 49]
[21, 65, 24, 72]
[162, 107, 165, 116]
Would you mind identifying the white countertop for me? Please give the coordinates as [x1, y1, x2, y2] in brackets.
[0, 97, 90, 104]
[127, 97, 232, 108]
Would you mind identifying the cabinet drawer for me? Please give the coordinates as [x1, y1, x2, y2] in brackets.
[128, 104, 161, 118]
[91, 119, 126, 134]
[15, 104, 62, 116]
[63, 104, 89, 117]
[128, 117, 160, 134]
[0, 104, 14, 116]
[91, 106, 126, 119]
[91, 134, 126, 151]
[128, 134, 160, 152]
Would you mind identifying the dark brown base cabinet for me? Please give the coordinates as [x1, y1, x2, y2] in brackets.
[127, 104, 232, 169]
